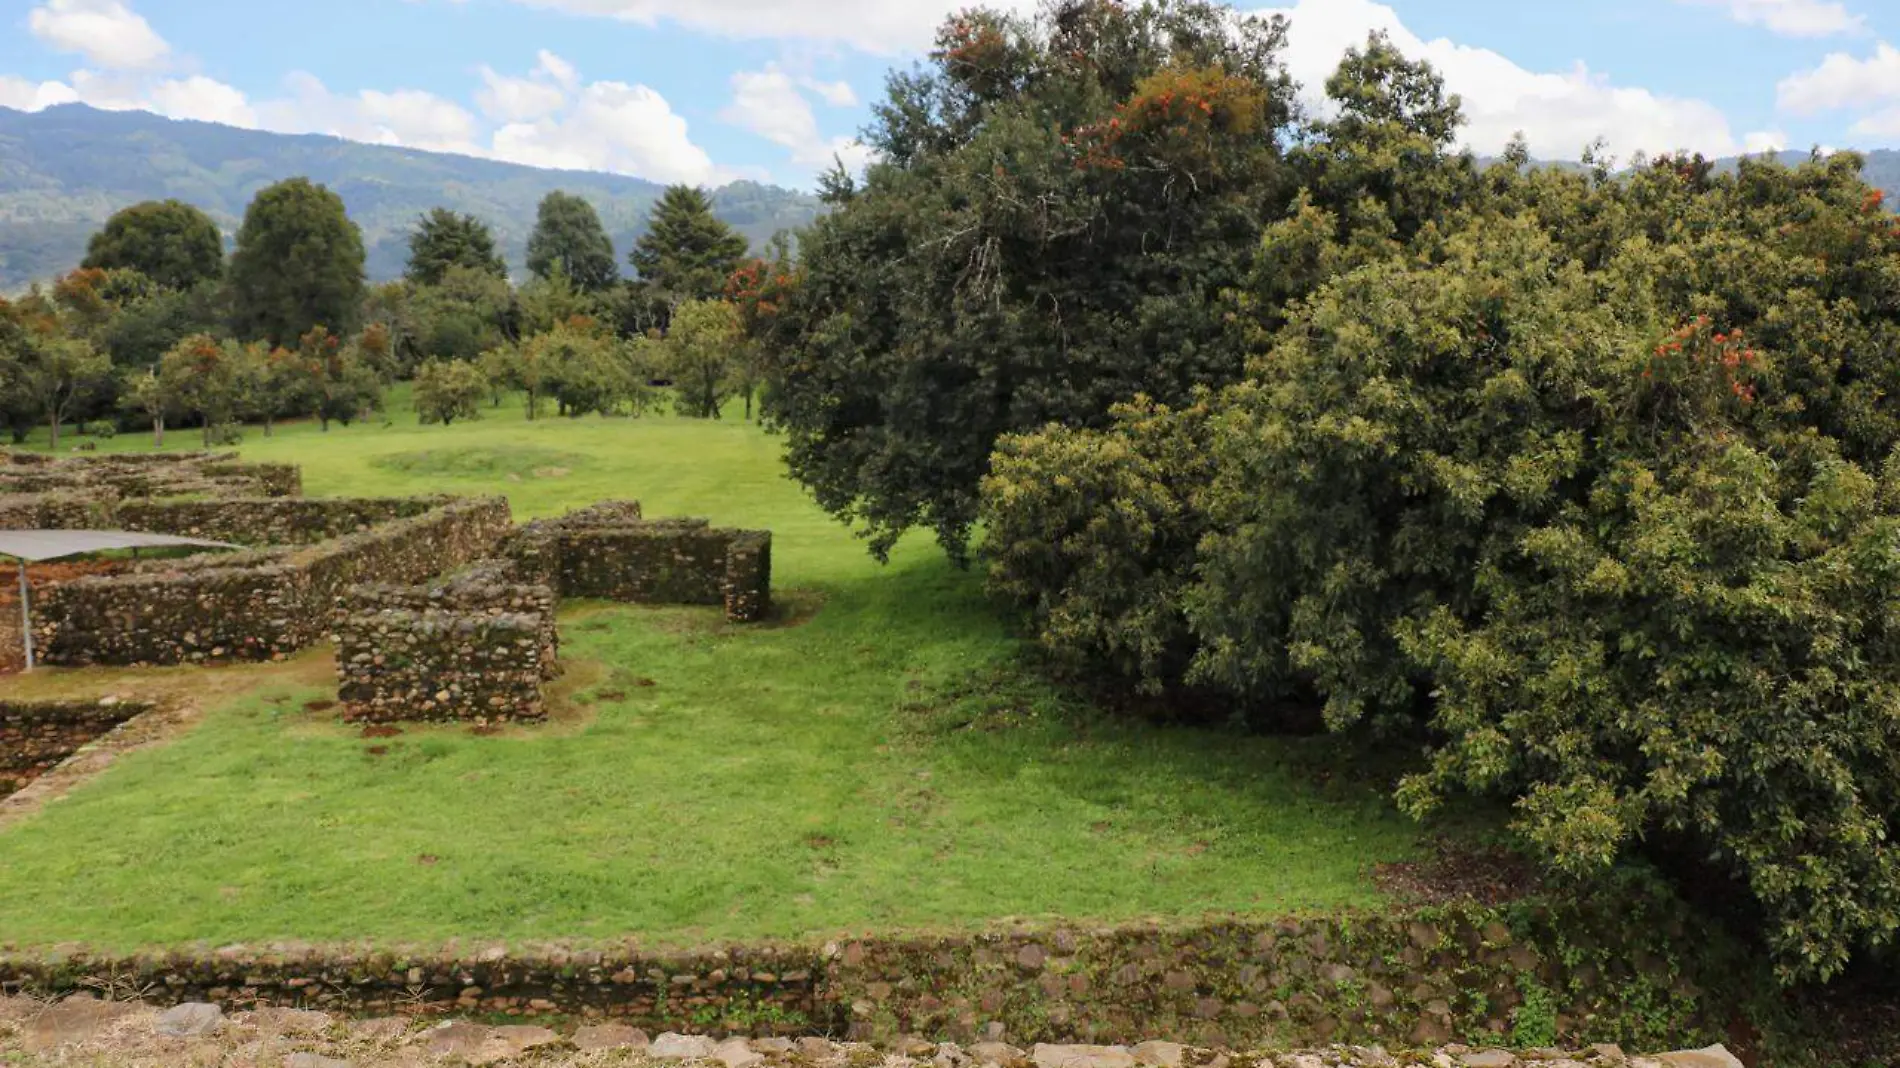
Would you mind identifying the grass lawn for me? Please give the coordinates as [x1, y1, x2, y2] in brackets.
[0, 393, 1434, 951]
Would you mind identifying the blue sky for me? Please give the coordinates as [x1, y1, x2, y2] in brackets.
[2, 0, 1898, 190]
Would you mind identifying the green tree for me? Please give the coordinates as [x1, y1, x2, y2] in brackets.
[408, 266, 512, 363]
[157, 333, 246, 446]
[98, 282, 224, 368]
[227, 178, 367, 346]
[517, 265, 597, 335]
[413, 359, 488, 426]
[405, 208, 507, 286]
[17, 331, 109, 450]
[982, 395, 1218, 694]
[482, 339, 554, 420]
[82, 199, 225, 291]
[533, 322, 648, 418]
[294, 326, 383, 431]
[756, 0, 1296, 561]
[526, 191, 618, 293]
[664, 299, 742, 418]
[119, 365, 180, 447]
[629, 185, 749, 313]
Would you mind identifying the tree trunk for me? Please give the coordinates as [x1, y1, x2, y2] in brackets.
[526, 389, 537, 421]
[152, 416, 164, 448]
[202, 420, 211, 447]
[263, 416, 274, 438]
[48, 413, 59, 451]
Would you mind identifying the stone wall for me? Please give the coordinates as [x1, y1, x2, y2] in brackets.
[0, 699, 149, 797]
[31, 499, 513, 666]
[0, 892, 1767, 1052]
[0, 492, 116, 530]
[504, 502, 772, 624]
[336, 559, 560, 723]
[0, 452, 299, 501]
[119, 497, 445, 547]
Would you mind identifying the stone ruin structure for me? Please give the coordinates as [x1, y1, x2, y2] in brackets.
[0, 452, 773, 725]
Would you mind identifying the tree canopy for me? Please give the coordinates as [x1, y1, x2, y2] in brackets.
[81, 199, 225, 291]
[227, 178, 367, 347]
[745, 0, 1297, 561]
[629, 185, 749, 310]
[405, 208, 507, 286]
[526, 191, 619, 293]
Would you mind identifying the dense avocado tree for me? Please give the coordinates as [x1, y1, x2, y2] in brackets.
[746, 0, 1297, 561]
[82, 199, 225, 291]
[979, 35, 1900, 977]
[227, 178, 367, 347]
[526, 191, 619, 293]
[405, 208, 508, 286]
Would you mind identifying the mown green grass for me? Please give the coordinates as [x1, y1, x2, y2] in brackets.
[0, 392, 1432, 950]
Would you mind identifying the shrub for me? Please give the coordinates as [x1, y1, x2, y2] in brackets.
[982, 396, 1216, 694]
[82, 420, 117, 439]
[412, 359, 487, 427]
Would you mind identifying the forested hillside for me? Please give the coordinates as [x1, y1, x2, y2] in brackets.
[0, 104, 823, 290]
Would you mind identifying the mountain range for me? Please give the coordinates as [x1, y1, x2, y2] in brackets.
[1, 103, 1895, 294]
[0, 103, 826, 292]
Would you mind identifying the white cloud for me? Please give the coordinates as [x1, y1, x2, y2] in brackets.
[1776, 42, 1900, 145]
[0, 74, 80, 112]
[147, 74, 256, 126]
[26, 0, 169, 71]
[1743, 128, 1790, 153]
[801, 78, 858, 108]
[1677, 0, 1862, 38]
[1777, 42, 1900, 113]
[251, 72, 484, 156]
[496, 0, 1037, 55]
[492, 79, 725, 184]
[1265, 0, 1747, 161]
[475, 50, 573, 122]
[720, 64, 874, 172]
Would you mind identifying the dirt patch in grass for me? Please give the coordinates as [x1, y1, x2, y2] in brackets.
[369, 446, 590, 481]
[1372, 838, 1543, 906]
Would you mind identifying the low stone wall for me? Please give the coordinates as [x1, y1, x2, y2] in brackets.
[32, 499, 513, 666]
[337, 559, 560, 723]
[119, 497, 444, 547]
[0, 452, 300, 501]
[725, 531, 772, 623]
[0, 492, 116, 530]
[505, 502, 772, 623]
[0, 699, 149, 797]
[337, 612, 553, 723]
[0, 892, 1767, 1052]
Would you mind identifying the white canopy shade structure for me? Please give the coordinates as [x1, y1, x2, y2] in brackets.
[0, 529, 244, 672]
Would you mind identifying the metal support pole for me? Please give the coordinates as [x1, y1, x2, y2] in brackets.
[17, 559, 32, 673]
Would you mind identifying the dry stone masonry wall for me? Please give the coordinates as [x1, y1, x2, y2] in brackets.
[31, 498, 514, 666]
[0, 450, 299, 500]
[337, 559, 560, 723]
[505, 502, 772, 623]
[0, 699, 150, 797]
[0, 892, 1781, 1054]
[330, 501, 773, 723]
[118, 497, 444, 546]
